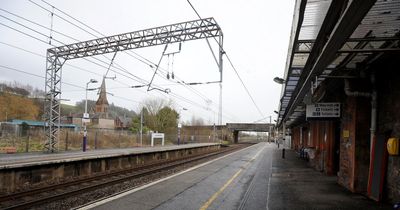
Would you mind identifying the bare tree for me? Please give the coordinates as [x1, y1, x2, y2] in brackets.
[139, 97, 178, 133]
[190, 115, 205, 126]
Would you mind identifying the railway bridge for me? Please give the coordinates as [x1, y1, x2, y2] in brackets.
[226, 123, 274, 143]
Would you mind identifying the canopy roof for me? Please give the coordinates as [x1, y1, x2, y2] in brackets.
[277, 0, 400, 127]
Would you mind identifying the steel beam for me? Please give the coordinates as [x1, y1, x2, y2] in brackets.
[294, 47, 400, 54]
[298, 36, 400, 44]
[51, 18, 222, 60]
[277, 0, 307, 124]
[44, 53, 65, 152]
[44, 17, 223, 152]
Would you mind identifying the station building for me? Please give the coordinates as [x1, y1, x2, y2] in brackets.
[275, 0, 400, 203]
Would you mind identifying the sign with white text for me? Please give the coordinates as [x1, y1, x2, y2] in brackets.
[306, 103, 340, 118]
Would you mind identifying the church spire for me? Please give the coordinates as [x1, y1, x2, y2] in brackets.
[95, 77, 109, 115]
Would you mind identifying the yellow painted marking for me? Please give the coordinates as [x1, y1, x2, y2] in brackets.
[199, 168, 243, 210]
[199, 145, 266, 210]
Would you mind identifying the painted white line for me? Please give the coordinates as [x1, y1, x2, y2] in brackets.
[77, 143, 262, 210]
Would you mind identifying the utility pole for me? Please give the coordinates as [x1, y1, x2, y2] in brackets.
[269, 116, 272, 143]
[218, 34, 224, 126]
[83, 79, 98, 152]
[140, 108, 143, 146]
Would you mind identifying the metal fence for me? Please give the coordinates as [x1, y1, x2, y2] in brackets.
[0, 123, 219, 153]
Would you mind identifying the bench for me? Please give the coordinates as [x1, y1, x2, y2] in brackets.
[0, 147, 17, 154]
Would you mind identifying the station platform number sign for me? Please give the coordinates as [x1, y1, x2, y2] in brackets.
[306, 103, 340, 118]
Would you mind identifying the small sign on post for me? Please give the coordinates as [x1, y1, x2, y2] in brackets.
[82, 113, 90, 123]
[306, 103, 340, 119]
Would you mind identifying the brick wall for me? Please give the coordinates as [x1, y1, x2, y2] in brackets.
[376, 55, 400, 202]
[337, 82, 371, 193]
[338, 97, 357, 191]
[292, 127, 301, 150]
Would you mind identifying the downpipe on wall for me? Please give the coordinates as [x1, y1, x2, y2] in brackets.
[343, 73, 377, 150]
[344, 72, 377, 193]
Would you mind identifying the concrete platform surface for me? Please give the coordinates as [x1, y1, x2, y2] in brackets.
[0, 143, 219, 169]
[80, 143, 391, 210]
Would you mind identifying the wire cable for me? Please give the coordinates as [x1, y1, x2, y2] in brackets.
[186, 0, 266, 120]
[30, 0, 216, 105]
[3, 2, 237, 121]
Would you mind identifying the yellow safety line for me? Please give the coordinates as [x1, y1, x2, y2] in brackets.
[199, 168, 243, 210]
[199, 145, 266, 210]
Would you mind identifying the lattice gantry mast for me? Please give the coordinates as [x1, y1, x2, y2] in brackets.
[44, 17, 224, 152]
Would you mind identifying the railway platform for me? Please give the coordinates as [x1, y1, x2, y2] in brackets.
[81, 143, 391, 210]
[0, 143, 220, 193]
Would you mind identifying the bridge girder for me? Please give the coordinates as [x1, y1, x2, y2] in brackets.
[226, 123, 274, 132]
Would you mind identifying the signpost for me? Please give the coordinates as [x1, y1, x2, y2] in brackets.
[82, 113, 90, 152]
[82, 113, 90, 123]
[151, 133, 165, 147]
[177, 123, 182, 145]
[306, 103, 340, 119]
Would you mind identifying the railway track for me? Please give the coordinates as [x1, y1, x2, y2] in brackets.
[0, 144, 251, 210]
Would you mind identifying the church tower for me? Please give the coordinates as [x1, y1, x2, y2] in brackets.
[95, 77, 109, 118]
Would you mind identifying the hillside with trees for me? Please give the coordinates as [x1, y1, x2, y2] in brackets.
[0, 82, 43, 121]
[0, 81, 136, 121]
[0, 92, 40, 121]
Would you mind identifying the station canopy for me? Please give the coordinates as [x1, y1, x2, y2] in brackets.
[277, 0, 400, 127]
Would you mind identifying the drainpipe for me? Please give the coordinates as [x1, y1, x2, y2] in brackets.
[344, 73, 377, 149]
[369, 74, 377, 157]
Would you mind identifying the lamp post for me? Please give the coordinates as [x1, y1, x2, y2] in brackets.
[83, 79, 98, 152]
[273, 77, 285, 148]
[273, 77, 285, 84]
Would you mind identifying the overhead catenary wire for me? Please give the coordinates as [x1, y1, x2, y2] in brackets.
[1, 3, 239, 121]
[186, 0, 266, 120]
[0, 64, 143, 105]
[0, 15, 144, 87]
[0, 11, 150, 87]
[0, 37, 227, 119]
[30, 0, 218, 108]
[0, 39, 226, 118]
[0, 64, 83, 90]
[0, 8, 79, 42]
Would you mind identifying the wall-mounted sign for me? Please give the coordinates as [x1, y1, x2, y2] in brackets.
[306, 103, 340, 118]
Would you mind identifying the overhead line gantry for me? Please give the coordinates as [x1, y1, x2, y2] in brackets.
[44, 17, 224, 152]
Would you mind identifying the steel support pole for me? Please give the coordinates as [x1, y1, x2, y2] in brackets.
[218, 33, 224, 126]
[44, 52, 64, 153]
[140, 108, 143, 146]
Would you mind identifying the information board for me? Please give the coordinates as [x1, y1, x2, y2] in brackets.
[306, 103, 340, 118]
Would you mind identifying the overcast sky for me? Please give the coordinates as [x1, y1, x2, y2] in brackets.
[0, 0, 295, 124]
